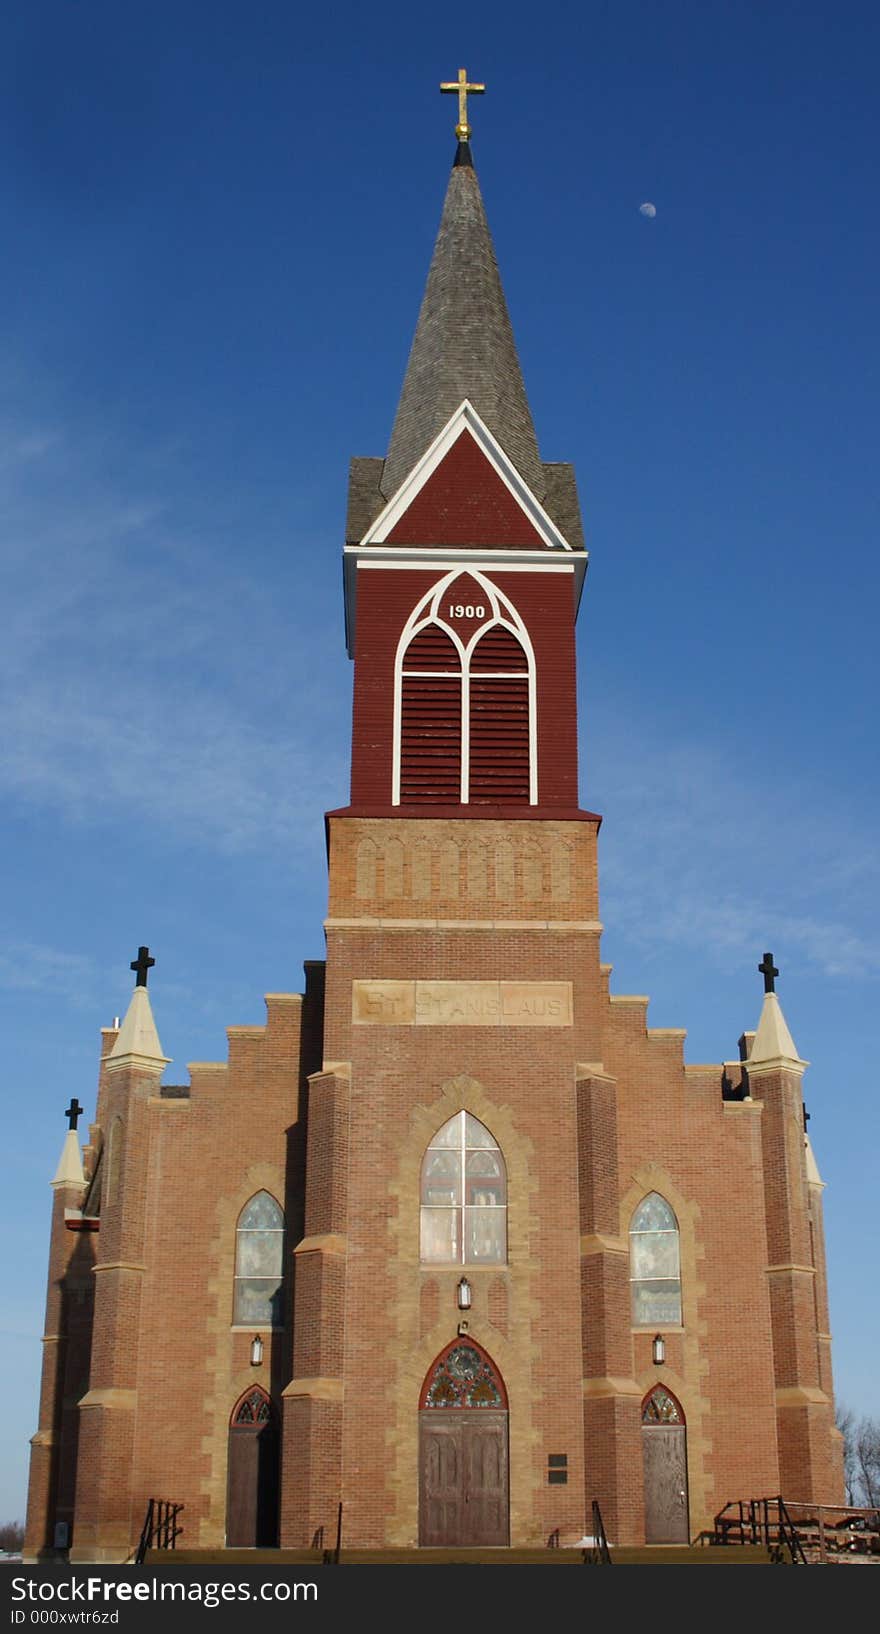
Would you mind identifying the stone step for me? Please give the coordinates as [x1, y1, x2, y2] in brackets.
[145, 1544, 779, 1567]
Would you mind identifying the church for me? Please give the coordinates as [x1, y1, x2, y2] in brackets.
[25, 75, 844, 1562]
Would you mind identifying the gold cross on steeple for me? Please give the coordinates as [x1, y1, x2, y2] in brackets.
[440, 67, 486, 141]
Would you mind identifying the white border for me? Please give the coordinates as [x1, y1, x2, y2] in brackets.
[360, 400, 573, 553]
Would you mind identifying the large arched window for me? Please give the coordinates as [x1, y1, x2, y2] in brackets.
[394, 569, 536, 807]
[233, 1192, 284, 1326]
[629, 1193, 682, 1326]
[420, 1112, 507, 1265]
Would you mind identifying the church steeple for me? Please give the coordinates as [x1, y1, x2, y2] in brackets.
[381, 139, 544, 503]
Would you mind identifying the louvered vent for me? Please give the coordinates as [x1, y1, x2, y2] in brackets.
[469, 627, 530, 802]
[400, 624, 462, 802]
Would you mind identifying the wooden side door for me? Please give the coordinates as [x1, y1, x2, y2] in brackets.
[226, 1417, 279, 1547]
[643, 1424, 689, 1543]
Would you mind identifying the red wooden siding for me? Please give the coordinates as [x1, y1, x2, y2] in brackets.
[400, 625, 462, 802]
[349, 569, 580, 811]
[470, 626, 529, 673]
[468, 626, 530, 804]
[386, 432, 547, 549]
[469, 676, 530, 802]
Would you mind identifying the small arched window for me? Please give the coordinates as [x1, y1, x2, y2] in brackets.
[629, 1193, 682, 1326]
[420, 1112, 507, 1265]
[233, 1192, 284, 1326]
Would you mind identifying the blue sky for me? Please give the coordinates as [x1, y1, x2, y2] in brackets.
[2, 1, 878, 1520]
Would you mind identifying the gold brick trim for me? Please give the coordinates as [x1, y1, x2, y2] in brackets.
[282, 1378, 344, 1401]
[92, 1261, 147, 1273]
[747, 1057, 808, 1078]
[582, 1376, 643, 1399]
[775, 1386, 830, 1407]
[580, 1233, 628, 1257]
[609, 994, 649, 1005]
[765, 1263, 816, 1276]
[78, 1388, 137, 1410]
[294, 1234, 347, 1257]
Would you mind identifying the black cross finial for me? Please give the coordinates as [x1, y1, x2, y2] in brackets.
[65, 1098, 84, 1131]
[802, 1103, 811, 1132]
[758, 951, 779, 994]
[130, 945, 155, 988]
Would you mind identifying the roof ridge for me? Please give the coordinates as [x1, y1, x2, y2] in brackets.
[381, 143, 544, 503]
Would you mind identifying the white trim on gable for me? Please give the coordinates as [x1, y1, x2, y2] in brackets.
[359, 400, 573, 554]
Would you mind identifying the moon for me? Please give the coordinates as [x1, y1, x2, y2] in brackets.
[639, 201, 657, 218]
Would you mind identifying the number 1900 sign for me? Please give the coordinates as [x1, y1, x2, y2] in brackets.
[448, 604, 485, 619]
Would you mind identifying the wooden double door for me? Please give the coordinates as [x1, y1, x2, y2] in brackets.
[419, 1411, 509, 1547]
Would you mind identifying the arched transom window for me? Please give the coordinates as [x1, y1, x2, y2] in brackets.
[629, 1192, 682, 1326]
[393, 568, 537, 806]
[233, 1191, 284, 1326]
[420, 1342, 508, 1409]
[642, 1386, 684, 1425]
[420, 1112, 507, 1265]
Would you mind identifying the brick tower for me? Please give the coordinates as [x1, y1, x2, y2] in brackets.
[25, 106, 844, 1563]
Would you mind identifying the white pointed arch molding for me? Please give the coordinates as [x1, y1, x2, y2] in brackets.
[392, 567, 537, 805]
[359, 399, 573, 552]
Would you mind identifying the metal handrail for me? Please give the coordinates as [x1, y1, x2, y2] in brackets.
[322, 1502, 343, 1565]
[135, 1498, 184, 1564]
[589, 1499, 613, 1565]
[777, 1495, 808, 1566]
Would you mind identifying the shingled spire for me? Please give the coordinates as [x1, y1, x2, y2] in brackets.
[381, 140, 545, 503]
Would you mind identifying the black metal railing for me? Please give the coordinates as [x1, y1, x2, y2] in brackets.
[583, 1500, 612, 1565]
[135, 1499, 184, 1564]
[777, 1496, 808, 1566]
[711, 1496, 806, 1563]
[322, 1502, 342, 1566]
[547, 1527, 560, 1548]
[311, 1525, 325, 1551]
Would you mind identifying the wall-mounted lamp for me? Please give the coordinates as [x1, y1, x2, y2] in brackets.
[457, 1277, 472, 1311]
[652, 1334, 666, 1366]
[250, 1334, 264, 1367]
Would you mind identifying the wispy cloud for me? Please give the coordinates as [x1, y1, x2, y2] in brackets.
[589, 719, 880, 981]
[1, 411, 349, 854]
[0, 939, 101, 1003]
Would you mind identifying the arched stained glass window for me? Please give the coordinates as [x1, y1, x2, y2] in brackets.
[233, 1192, 284, 1326]
[233, 1387, 273, 1425]
[642, 1386, 683, 1425]
[629, 1192, 681, 1326]
[420, 1112, 507, 1265]
[421, 1343, 507, 1409]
